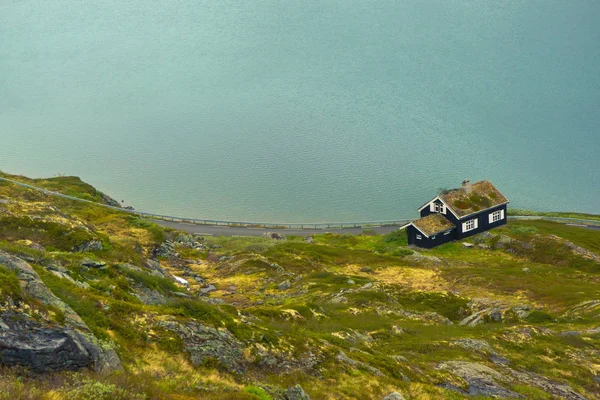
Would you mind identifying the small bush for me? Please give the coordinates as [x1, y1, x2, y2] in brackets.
[383, 229, 407, 244]
[526, 310, 554, 323]
[244, 386, 273, 400]
[0, 266, 22, 302]
[124, 270, 181, 294]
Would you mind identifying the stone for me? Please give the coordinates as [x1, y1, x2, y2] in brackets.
[360, 267, 374, 273]
[134, 286, 168, 305]
[0, 312, 93, 372]
[522, 267, 530, 273]
[285, 384, 310, 400]
[462, 242, 474, 248]
[303, 236, 314, 244]
[157, 320, 245, 373]
[144, 258, 168, 278]
[383, 392, 405, 400]
[100, 193, 121, 208]
[347, 279, 355, 285]
[336, 350, 384, 377]
[278, 280, 292, 290]
[0, 251, 121, 372]
[81, 259, 106, 268]
[477, 243, 490, 249]
[173, 275, 189, 286]
[153, 240, 179, 259]
[73, 240, 103, 252]
[200, 284, 217, 294]
[263, 232, 285, 240]
[453, 339, 495, 355]
[438, 361, 522, 398]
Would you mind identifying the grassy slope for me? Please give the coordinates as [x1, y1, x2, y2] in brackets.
[0, 176, 599, 399]
[509, 208, 600, 222]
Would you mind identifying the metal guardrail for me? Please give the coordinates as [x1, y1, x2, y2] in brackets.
[2, 176, 599, 229]
[508, 215, 600, 226]
[0, 176, 410, 229]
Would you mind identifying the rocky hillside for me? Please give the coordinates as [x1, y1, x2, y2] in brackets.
[0, 172, 599, 399]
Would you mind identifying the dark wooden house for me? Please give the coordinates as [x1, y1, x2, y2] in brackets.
[405, 180, 509, 248]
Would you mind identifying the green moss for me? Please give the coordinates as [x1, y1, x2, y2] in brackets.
[0, 216, 94, 251]
[124, 269, 182, 295]
[526, 310, 555, 323]
[244, 386, 273, 400]
[0, 265, 23, 302]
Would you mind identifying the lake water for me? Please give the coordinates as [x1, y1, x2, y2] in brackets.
[1, 1, 599, 222]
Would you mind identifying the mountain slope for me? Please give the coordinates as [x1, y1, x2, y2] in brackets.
[0, 174, 599, 399]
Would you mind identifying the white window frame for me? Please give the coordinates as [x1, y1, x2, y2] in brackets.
[462, 218, 478, 232]
[489, 209, 504, 223]
[433, 202, 446, 214]
[416, 234, 422, 240]
[431, 235, 436, 239]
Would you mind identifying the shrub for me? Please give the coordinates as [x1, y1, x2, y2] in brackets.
[124, 270, 181, 294]
[383, 229, 407, 244]
[244, 386, 273, 400]
[0, 266, 22, 302]
[526, 310, 554, 323]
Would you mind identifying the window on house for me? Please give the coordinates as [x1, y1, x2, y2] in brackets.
[431, 235, 436, 239]
[434, 203, 441, 213]
[416, 234, 422, 240]
[464, 219, 476, 232]
[490, 210, 503, 223]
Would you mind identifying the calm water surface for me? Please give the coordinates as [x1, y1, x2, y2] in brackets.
[1, 1, 599, 222]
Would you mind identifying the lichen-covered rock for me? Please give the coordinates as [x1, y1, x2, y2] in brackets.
[156, 320, 245, 373]
[73, 240, 103, 252]
[278, 280, 291, 290]
[438, 361, 522, 398]
[153, 240, 179, 259]
[100, 193, 121, 208]
[0, 312, 92, 372]
[336, 350, 384, 377]
[439, 360, 587, 399]
[81, 259, 106, 268]
[285, 384, 310, 400]
[382, 392, 405, 400]
[144, 258, 169, 278]
[263, 232, 285, 240]
[0, 251, 121, 372]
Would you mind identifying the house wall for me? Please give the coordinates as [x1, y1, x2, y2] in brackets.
[407, 225, 456, 249]
[456, 204, 508, 239]
[420, 199, 461, 224]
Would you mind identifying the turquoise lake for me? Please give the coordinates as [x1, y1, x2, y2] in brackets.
[1, 1, 599, 222]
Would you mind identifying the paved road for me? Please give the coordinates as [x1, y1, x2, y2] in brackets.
[153, 220, 404, 236]
[154, 219, 600, 237]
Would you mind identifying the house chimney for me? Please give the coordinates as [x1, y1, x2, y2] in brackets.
[462, 179, 472, 194]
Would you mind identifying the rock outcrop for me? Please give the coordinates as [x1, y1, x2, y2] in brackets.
[0, 250, 121, 372]
[156, 320, 245, 373]
[439, 361, 587, 399]
[285, 384, 310, 400]
[73, 239, 103, 252]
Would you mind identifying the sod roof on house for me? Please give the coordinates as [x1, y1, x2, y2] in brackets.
[411, 214, 455, 237]
[441, 180, 508, 218]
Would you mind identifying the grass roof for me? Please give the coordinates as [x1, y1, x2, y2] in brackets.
[441, 180, 508, 218]
[412, 214, 454, 237]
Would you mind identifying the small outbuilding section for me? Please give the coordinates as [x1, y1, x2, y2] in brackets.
[405, 180, 509, 248]
[406, 214, 456, 248]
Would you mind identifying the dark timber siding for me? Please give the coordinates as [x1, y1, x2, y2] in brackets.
[407, 225, 457, 249]
[456, 204, 508, 239]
